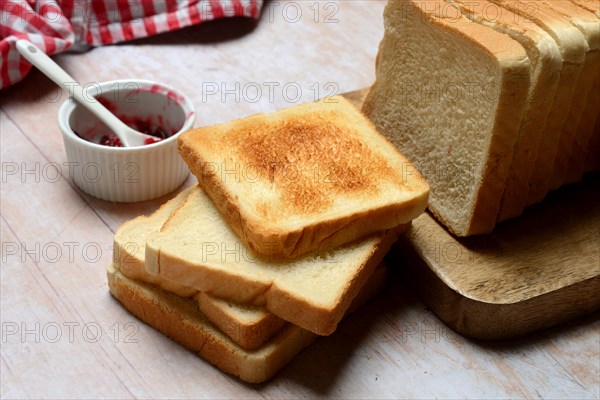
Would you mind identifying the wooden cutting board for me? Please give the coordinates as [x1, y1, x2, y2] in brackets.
[344, 88, 600, 341]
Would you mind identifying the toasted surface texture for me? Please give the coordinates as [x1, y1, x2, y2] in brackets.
[178, 96, 428, 258]
[145, 186, 404, 335]
[363, 0, 530, 236]
[107, 264, 387, 383]
[447, 0, 562, 222]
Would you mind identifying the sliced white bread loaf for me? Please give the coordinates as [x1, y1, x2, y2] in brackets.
[363, 0, 530, 236]
[488, 0, 588, 206]
[107, 263, 387, 383]
[178, 96, 428, 259]
[447, 0, 563, 221]
[114, 187, 282, 349]
[500, 0, 591, 196]
[145, 186, 405, 336]
[542, 1, 599, 184]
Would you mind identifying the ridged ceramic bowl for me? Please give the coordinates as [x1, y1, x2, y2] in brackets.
[58, 79, 195, 202]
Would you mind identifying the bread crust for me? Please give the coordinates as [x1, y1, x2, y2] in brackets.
[114, 187, 198, 297]
[107, 265, 316, 383]
[195, 292, 287, 351]
[114, 187, 287, 350]
[178, 97, 428, 258]
[107, 264, 387, 383]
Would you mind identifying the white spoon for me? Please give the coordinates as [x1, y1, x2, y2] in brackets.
[16, 39, 155, 147]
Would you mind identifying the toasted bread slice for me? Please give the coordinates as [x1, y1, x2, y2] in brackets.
[178, 96, 428, 259]
[114, 187, 197, 297]
[114, 187, 285, 349]
[194, 292, 286, 351]
[107, 264, 387, 383]
[363, 0, 530, 236]
[145, 186, 405, 335]
[107, 264, 315, 383]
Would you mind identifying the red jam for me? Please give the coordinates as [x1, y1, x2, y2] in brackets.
[75, 96, 177, 147]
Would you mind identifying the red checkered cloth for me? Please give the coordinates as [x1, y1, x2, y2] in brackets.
[0, 0, 263, 89]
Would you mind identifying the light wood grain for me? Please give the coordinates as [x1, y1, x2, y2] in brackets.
[1, 2, 599, 398]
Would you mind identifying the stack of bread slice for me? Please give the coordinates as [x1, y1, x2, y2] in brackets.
[108, 97, 429, 383]
[363, 0, 600, 236]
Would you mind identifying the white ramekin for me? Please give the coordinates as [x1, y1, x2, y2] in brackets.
[58, 79, 195, 202]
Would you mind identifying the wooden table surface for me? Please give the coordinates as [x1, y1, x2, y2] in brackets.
[1, 2, 599, 398]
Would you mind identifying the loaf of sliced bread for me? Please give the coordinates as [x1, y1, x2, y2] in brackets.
[363, 0, 530, 236]
[447, 0, 563, 221]
[178, 96, 428, 259]
[489, 0, 587, 202]
[145, 186, 405, 335]
[107, 263, 387, 383]
[523, 8, 592, 204]
[541, 0, 599, 185]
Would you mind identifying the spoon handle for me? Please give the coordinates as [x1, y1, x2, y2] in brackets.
[15, 39, 139, 147]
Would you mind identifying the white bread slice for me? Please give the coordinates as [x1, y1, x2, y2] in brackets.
[178, 96, 428, 259]
[542, 1, 600, 185]
[489, 1, 589, 206]
[145, 186, 405, 336]
[198, 263, 387, 351]
[114, 187, 389, 348]
[114, 187, 284, 349]
[194, 292, 286, 350]
[114, 187, 197, 297]
[362, 0, 530, 236]
[107, 264, 387, 383]
[446, 0, 563, 221]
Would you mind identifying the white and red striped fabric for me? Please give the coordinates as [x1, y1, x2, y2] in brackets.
[0, 0, 263, 89]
